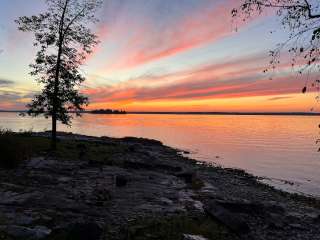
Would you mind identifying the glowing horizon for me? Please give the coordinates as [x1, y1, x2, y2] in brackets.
[0, 0, 317, 112]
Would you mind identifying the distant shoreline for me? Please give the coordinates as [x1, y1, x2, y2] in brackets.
[128, 112, 320, 116]
[1, 110, 320, 116]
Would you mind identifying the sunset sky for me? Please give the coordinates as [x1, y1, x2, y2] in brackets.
[0, 0, 317, 112]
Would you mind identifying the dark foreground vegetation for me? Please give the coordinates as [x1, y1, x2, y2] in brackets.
[0, 131, 320, 240]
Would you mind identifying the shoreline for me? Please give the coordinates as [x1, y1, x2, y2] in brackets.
[1, 132, 320, 240]
[1, 111, 320, 116]
[32, 131, 320, 200]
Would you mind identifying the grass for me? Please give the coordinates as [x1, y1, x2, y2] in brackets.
[125, 215, 238, 240]
[0, 232, 12, 240]
[0, 130, 130, 169]
[45, 215, 237, 240]
[0, 129, 50, 169]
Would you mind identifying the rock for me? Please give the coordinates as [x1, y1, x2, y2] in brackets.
[123, 160, 153, 170]
[15, 215, 35, 226]
[3, 225, 51, 239]
[65, 222, 103, 240]
[159, 197, 173, 205]
[58, 177, 71, 183]
[266, 213, 285, 229]
[6, 225, 35, 239]
[262, 201, 286, 214]
[289, 223, 307, 230]
[193, 200, 205, 213]
[205, 201, 250, 234]
[116, 175, 128, 187]
[216, 200, 264, 215]
[176, 171, 195, 184]
[312, 214, 320, 223]
[183, 234, 209, 240]
[122, 137, 162, 146]
[0, 192, 40, 205]
[155, 164, 182, 172]
[33, 226, 52, 239]
[92, 187, 111, 205]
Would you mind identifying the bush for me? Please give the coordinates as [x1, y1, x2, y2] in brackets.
[0, 130, 31, 169]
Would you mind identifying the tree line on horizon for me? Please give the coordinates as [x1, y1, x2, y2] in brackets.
[15, 0, 320, 149]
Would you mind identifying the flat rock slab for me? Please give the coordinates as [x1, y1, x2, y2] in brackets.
[183, 234, 209, 240]
[205, 201, 250, 234]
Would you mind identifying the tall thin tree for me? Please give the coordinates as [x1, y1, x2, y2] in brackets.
[16, 0, 102, 149]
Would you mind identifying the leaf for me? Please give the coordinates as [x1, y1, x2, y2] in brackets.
[302, 86, 307, 94]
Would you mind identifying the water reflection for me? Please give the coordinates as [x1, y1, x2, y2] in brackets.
[0, 112, 319, 197]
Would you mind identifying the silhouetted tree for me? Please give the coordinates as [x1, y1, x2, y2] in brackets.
[232, 0, 320, 92]
[16, 0, 102, 149]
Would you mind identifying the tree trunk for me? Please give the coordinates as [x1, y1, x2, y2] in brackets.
[51, 0, 69, 150]
[51, 114, 57, 150]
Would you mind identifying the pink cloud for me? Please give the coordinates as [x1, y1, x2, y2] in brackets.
[83, 53, 307, 106]
[93, 0, 255, 70]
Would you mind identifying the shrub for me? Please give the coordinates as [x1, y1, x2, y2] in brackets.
[0, 131, 31, 169]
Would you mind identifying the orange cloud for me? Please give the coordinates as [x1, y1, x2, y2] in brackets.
[83, 53, 311, 111]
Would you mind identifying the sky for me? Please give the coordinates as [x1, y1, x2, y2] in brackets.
[0, 0, 317, 112]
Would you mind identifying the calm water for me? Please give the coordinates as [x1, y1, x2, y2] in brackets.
[1, 112, 320, 197]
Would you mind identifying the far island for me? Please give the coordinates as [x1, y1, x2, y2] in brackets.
[90, 109, 127, 114]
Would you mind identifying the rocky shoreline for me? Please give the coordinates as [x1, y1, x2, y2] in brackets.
[0, 132, 320, 240]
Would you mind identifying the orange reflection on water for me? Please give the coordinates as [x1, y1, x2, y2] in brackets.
[0, 112, 320, 197]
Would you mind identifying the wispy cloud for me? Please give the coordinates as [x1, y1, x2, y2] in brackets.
[268, 96, 294, 101]
[0, 78, 14, 86]
[92, 0, 251, 70]
[83, 53, 305, 106]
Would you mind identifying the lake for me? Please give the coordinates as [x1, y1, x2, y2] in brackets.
[1, 112, 320, 198]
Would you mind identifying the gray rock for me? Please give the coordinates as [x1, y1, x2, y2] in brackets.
[62, 222, 103, 240]
[15, 215, 35, 226]
[58, 177, 71, 183]
[5, 225, 35, 239]
[116, 175, 128, 187]
[33, 226, 52, 239]
[205, 201, 250, 234]
[289, 223, 307, 230]
[3, 225, 51, 239]
[183, 234, 209, 240]
[176, 171, 195, 184]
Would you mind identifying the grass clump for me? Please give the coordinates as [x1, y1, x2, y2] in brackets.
[126, 215, 238, 240]
[0, 129, 50, 169]
[0, 128, 129, 169]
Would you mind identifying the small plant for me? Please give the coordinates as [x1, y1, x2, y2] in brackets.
[0, 133, 31, 169]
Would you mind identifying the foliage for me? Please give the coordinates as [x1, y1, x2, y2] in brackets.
[126, 215, 237, 240]
[0, 130, 129, 169]
[15, 0, 102, 127]
[232, 0, 320, 92]
[0, 130, 48, 169]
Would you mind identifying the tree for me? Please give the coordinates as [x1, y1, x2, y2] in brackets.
[232, 0, 320, 93]
[16, 0, 102, 149]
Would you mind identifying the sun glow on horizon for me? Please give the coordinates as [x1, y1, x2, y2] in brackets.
[0, 0, 316, 112]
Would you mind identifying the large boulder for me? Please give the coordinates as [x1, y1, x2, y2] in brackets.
[204, 201, 250, 234]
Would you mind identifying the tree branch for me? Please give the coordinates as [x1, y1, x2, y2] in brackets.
[304, 0, 320, 19]
[257, 0, 320, 19]
[62, 6, 86, 38]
